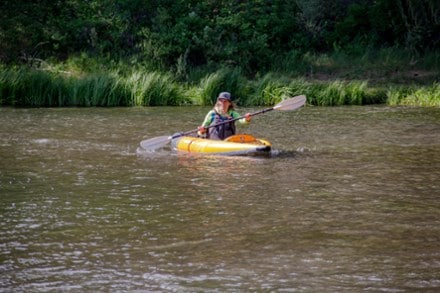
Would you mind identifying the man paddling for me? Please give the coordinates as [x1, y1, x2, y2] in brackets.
[197, 92, 252, 140]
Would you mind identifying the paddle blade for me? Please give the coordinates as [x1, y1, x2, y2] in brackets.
[140, 135, 171, 151]
[274, 95, 306, 111]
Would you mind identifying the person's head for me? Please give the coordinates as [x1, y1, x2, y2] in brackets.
[215, 92, 233, 113]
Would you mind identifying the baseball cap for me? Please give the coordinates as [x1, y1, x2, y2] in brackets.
[217, 92, 232, 101]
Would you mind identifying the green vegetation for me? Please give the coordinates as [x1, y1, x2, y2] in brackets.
[0, 1, 439, 107]
[387, 83, 440, 107]
[0, 67, 188, 107]
[2, 56, 438, 107]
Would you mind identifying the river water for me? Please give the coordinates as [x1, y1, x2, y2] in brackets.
[1, 105, 439, 292]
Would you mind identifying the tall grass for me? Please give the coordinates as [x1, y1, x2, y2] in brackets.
[65, 73, 113, 106]
[0, 67, 435, 107]
[124, 71, 188, 106]
[0, 52, 439, 107]
[245, 73, 295, 106]
[0, 67, 16, 105]
[247, 75, 377, 106]
[197, 67, 250, 106]
[0, 67, 189, 107]
[305, 80, 368, 106]
[387, 83, 440, 107]
[0, 68, 66, 106]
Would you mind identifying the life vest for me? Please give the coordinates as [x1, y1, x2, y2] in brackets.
[207, 111, 236, 140]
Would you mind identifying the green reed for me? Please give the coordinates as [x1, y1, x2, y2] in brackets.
[0, 62, 438, 107]
[0, 67, 189, 107]
[196, 67, 250, 106]
[248, 74, 377, 106]
[307, 80, 368, 106]
[123, 71, 187, 106]
[0, 67, 14, 105]
[68, 74, 99, 106]
[245, 73, 294, 106]
[387, 83, 440, 107]
[0, 68, 62, 106]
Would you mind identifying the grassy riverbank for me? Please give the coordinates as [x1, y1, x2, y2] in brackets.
[1, 49, 439, 107]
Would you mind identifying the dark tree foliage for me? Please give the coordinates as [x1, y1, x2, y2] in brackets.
[1, 0, 438, 72]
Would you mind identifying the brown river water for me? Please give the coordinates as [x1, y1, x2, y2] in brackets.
[1, 105, 439, 292]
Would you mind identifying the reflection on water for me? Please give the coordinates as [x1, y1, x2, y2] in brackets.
[1, 106, 440, 291]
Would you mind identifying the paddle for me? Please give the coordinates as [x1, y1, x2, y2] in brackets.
[140, 95, 306, 151]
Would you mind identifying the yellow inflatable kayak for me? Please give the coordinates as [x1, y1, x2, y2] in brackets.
[171, 134, 271, 156]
